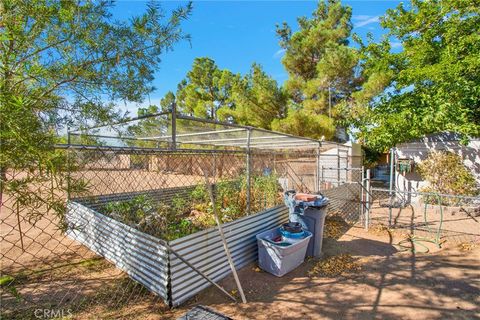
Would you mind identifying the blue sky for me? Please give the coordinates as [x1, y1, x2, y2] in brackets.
[112, 1, 403, 114]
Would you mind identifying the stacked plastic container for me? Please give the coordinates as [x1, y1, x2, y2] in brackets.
[284, 191, 329, 257]
[256, 191, 329, 277]
[256, 225, 312, 277]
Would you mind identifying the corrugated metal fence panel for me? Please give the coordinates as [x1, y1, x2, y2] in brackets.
[168, 205, 289, 306]
[66, 201, 170, 302]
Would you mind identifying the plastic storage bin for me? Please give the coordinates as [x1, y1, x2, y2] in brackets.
[256, 227, 312, 277]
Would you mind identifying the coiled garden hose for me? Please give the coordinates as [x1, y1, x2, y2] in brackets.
[397, 193, 443, 253]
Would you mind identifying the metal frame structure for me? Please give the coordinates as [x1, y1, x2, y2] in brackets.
[67, 110, 326, 151]
[65, 110, 345, 214]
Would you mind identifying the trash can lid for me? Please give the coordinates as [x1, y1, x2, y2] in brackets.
[294, 193, 318, 201]
[284, 190, 329, 212]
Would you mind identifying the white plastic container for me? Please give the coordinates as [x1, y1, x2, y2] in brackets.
[256, 227, 312, 277]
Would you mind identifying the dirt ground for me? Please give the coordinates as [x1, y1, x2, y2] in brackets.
[161, 225, 479, 320]
[2, 218, 479, 319]
[2, 169, 479, 319]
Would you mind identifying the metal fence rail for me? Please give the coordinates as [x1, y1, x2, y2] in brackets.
[66, 201, 170, 301]
[1, 141, 361, 318]
[367, 187, 480, 245]
[169, 205, 288, 306]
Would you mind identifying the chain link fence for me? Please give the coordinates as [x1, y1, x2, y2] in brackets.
[2, 142, 364, 319]
[7, 135, 477, 318]
[367, 187, 480, 246]
[318, 168, 364, 224]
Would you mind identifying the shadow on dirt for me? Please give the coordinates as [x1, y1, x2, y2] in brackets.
[178, 224, 480, 320]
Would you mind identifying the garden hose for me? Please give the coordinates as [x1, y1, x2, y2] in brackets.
[397, 193, 443, 253]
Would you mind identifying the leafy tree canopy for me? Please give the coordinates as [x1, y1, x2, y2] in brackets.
[354, 0, 480, 151]
[271, 108, 335, 140]
[1, 0, 191, 221]
[176, 57, 240, 120]
[220, 63, 287, 129]
[275, 0, 361, 140]
[161, 58, 286, 130]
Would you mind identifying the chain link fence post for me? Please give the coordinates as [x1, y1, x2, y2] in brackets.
[315, 144, 320, 192]
[360, 166, 365, 226]
[388, 148, 395, 227]
[337, 145, 340, 186]
[171, 102, 177, 151]
[365, 168, 371, 230]
[246, 128, 252, 215]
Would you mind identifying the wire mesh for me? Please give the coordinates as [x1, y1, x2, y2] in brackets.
[1, 131, 363, 319]
[68, 112, 323, 151]
[318, 167, 364, 223]
[0, 144, 339, 318]
[368, 188, 480, 246]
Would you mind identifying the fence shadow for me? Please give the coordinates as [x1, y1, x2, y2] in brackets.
[180, 228, 479, 320]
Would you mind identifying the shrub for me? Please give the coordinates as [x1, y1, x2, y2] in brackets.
[417, 151, 479, 197]
[100, 173, 282, 240]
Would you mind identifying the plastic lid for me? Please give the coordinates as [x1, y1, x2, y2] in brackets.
[294, 193, 318, 201]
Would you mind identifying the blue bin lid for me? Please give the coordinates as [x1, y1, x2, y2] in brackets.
[280, 228, 307, 239]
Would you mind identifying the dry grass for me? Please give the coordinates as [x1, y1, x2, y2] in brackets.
[369, 223, 393, 235]
[308, 254, 361, 278]
[324, 215, 351, 239]
[459, 241, 477, 251]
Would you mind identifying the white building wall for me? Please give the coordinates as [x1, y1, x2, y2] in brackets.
[394, 132, 480, 199]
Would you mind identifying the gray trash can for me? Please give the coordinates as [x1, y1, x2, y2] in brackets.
[284, 191, 329, 257]
[256, 227, 312, 277]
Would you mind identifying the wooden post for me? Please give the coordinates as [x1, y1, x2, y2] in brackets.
[204, 173, 247, 304]
[16, 202, 24, 252]
[165, 242, 236, 303]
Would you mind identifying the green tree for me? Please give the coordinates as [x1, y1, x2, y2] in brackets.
[160, 91, 177, 112]
[221, 63, 287, 129]
[1, 0, 191, 222]
[176, 57, 240, 120]
[271, 108, 335, 140]
[355, 0, 480, 151]
[275, 0, 360, 138]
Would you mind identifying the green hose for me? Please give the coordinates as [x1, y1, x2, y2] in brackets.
[397, 193, 443, 253]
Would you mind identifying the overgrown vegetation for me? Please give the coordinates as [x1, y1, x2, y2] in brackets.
[417, 151, 479, 197]
[101, 174, 282, 240]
